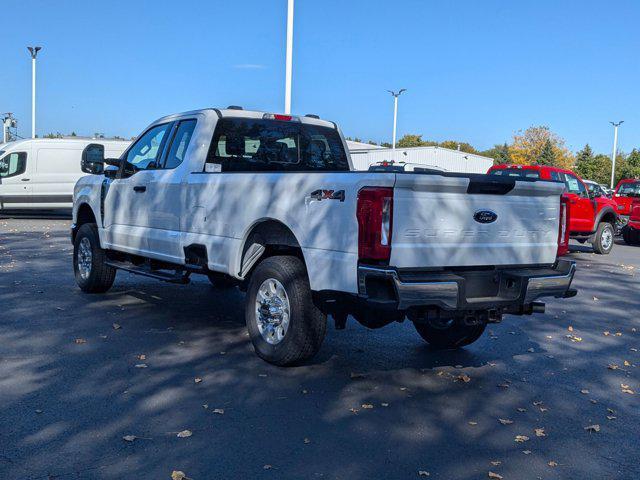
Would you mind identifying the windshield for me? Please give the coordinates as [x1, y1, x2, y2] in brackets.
[618, 181, 640, 196]
[489, 168, 540, 179]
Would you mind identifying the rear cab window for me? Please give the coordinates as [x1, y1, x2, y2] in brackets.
[618, 182, 640, 196]
[205, 118, 349, 172]
[564, 173, 587, 197]
[489, 168, 540, 179]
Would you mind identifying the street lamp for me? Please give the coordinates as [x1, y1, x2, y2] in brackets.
[284, 0, 294, 114]
[609, 120, 624, 189]
[387, 89, 406, 158]
[27, 46, 42, 139]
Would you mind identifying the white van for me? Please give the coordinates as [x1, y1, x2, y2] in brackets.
[0, 138, 130, 210]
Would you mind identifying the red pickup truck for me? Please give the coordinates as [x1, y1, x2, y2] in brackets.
[488, 165, 618, 254]
[622, 196, 640, 245]
[614, 178, 640, 224]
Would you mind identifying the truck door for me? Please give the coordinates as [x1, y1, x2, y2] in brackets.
[0, 151, 32, 209]
[102, 122, 173, 255]
[562, 172, 595, 232]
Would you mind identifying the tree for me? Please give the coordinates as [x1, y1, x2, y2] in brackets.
[70, 131, 77, 137]
[439, 141, 478, 154]
[619, 148, 640, 181]
[482, 143, 511, 165]
[537, 139, 556, 165]
[396, 134, 429, 148]
[509, 126, 574, 169]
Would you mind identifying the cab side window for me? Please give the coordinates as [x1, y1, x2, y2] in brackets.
[564, 173, 587, 197]
[164, 120, 197, 169]
[126, 123, 172, 170]
[0, 152, 27, 178]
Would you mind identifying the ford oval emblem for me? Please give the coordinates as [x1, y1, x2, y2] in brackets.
[474, 210, 498, 224]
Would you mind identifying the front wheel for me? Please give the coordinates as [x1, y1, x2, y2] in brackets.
[73, 223, 116, 293]
[413, 318, 486, 349]
[592, 222, 614, 254]
[245, 256, 326, 366]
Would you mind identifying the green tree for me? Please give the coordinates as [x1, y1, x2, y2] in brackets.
[482, 143, 511, 165]
[439, 141, 478, 154]
[619, 149, 640, 181]
[537, 139, 556, 165]
[396, 134, 428, 148]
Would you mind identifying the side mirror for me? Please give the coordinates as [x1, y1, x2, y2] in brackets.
[81, 143, 105, 174]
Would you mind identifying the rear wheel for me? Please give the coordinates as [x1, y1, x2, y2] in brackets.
[592, 222, 614, 254]
[245, 256, 326, 366]
[413, 317, 486, 349]
[622, 226, 640, 245]
[73, 223, 116, 293]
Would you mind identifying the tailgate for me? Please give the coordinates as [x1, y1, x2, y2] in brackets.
[390, 174, 565, 268]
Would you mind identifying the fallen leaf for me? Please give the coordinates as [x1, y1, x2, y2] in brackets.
[608, 364, 619, 370]
[263, 465, 272, 470]
[303, 438, 311, 444]
[498, 418, 513, 425]
[122, 435, 137, 442]
[112, 323, 121, 330]
[381, 403, 389, 407]
[194, 377, 202, 384]
[137, 354, 146, 360]
[468, 421, 478, 426]
[603, 331, 610, 336]
[580, 389, 589, 394]
[488, 472, 503, 479]
[418, 471, 430, 477]
[548, 461, 558, 467]
[74, 338, 87, 344]
[534, 428, 546, 437]
[490, 461, 501, 466]
[135, 363, 148, 368]
[615, 332, 622, 336]
[457, 374, 471, 383]
[361, 403, 374, 409]
[517, 408, 527, 413]
[593, 296, 599, 301]
[527, 348, 535, 353]
[624, 360, 631, 367]
[212, 408, 225, 415]
[171, 471, 188, 480]
[607, 415, 616, 420]
[515, 435, 529, 443]
[584, 424, 600, 433]
[349, 408, 359, 414]
[568, 326, 574, 332]
[533, 401, 543, 406]
[176, 430, 192, 438]
[522, 450, 532, 455]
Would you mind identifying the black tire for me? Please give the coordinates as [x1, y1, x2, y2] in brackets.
[622, 226, 640, 245]
[245, 256, 326, 366]
[207, 273, 237, 289]
[591, 222, 614, 254]
[73, 223, 116, 293]
[413, 319, 486, 349]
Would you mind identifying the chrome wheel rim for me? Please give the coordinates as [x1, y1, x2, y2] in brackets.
[255, 278, 290, 345]
[77, 237, 92, 280]
[601, 227, 613, 250]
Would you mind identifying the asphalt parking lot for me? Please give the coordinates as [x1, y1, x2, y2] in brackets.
[1, 215, 639, 480]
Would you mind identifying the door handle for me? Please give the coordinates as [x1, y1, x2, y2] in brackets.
[133, 185, 146, 193]
[21, 178, 30, 181]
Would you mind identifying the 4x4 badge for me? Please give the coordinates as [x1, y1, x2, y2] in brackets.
[310, 189, 345, 202]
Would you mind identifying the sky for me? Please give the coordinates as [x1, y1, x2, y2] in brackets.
[1, 0, 639, 154]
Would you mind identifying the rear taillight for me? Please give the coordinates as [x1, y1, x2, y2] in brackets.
[557, 195, 570, 257]
[357, 187, 393, 262]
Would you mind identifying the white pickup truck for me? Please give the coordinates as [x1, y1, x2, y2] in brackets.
[71, 107, 576, 365]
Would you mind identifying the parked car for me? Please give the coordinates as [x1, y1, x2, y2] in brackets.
[621, 196, 640, 245]
[584, 180, 611, 198]
[0, 138, 130, 210]
[487, 164, 618, 254]
[71, 108, 576, 366]
[613, 178, 640, 227]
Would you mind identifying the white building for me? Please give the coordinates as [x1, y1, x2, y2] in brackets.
[347, 142, 494, 174]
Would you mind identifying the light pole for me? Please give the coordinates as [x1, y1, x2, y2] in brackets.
[387, 89, 406, 158]
[27, 46, 42, 139]
[609, 120, 624, 189]
[284, 0, 294, 114]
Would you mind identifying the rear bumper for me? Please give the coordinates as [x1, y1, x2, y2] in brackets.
[357, 259, 576, 312]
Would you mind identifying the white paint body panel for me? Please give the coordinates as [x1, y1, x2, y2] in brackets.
[72, 108, 564, 295]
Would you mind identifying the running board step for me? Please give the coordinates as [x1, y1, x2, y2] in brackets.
[105, 260, 190, 284]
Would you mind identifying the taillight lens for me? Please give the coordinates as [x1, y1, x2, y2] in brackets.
[357, 187, 393, 262]
[557, 195, 570, 257]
